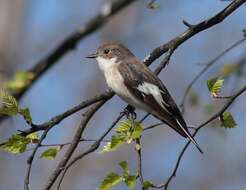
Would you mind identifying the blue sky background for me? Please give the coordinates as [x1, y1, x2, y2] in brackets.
[0, 0, 246, 189]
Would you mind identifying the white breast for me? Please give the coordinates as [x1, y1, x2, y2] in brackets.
[96, 57, 149, 111]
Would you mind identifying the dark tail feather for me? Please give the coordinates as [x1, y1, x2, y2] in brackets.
[175, 119, 203, 154]
[156, 114, 203, 154]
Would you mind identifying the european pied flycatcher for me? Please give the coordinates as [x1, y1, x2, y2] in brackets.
[87, 42, 202, 153]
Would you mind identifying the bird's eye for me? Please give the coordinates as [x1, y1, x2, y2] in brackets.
[104, 49, 110, 54]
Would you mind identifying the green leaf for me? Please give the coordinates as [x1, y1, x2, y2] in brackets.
[115, 120, 131, 133]
[143, 180, 153, 190]
[119, 161, 137, 189]
[4, 71, 34, 92]
[207, 77, 224, 95]
[40, 148, 59, 160]
[220, 111, 236, 128]
[101, 120, 143, 153]
[220, 63, 240, 77]
[188, 90, 199, 107]
[0, 134, 30, 154]
[147, 1, 160, 9]
[98, 172, 122, 190]
[0, 90, 18, 115]
[100, 135, 125, 153]
[19, 107, 32, 124]
[124, 175, 137, 189]
[26, 132, 38, 141]
[119, 161, 128, 172]
[131, 122, 143, 139]
[116, 119, 143, 141]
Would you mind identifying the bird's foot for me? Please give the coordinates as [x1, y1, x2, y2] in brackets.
[121, 105, 137, 120]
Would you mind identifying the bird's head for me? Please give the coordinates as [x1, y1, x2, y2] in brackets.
[86, 42, 134, 71]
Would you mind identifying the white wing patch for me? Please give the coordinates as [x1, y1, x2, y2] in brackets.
[137, 82, 168, 110]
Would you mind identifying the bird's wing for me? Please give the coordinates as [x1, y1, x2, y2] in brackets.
[118, 58, 188, 137]
[118, 58, 203, 153]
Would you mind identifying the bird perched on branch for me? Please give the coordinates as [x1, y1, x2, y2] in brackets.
[87, 42, 203, 153]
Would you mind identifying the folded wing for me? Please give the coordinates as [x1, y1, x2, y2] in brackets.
[118, 59, 203, 153]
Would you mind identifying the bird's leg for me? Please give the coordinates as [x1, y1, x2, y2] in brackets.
[129, 113, 136, 134]
[121, 105, 137, 120]
[120, 105, 137, 134]
[125, 105, 138, 133]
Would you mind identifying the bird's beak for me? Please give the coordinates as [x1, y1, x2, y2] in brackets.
[86, 53, 98, 59]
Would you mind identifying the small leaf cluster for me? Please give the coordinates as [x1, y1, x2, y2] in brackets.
[207, 61, 244, 98]
[147, 1, 160, 9]
[40, 148, 60, 160]
[0, 89, 61, 160]
[100, 119, 143, 153]
[207, 77, 224, 97]
[219, 63, 242, 78]
[0, 89, 32, 124]
[99, 161, 138, 190]
[0, 133, 38, 154]
[220, 111, 236, 128]
[4, 71, 34, 93]
[0, 133, 60, 160]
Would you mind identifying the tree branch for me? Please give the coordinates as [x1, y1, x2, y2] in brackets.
[151, 85, 246, 189]
[19, 91, 114, 136]
[136, 138, 144, 189]
[56, 112, 125, 190]
[24, 127, 52, 190]
[0, 0, 136, 122]
[41, 100, 107, 190]
[10, 0, 245, 189]
[180, 36, 246, 112]
[143, 0, 246, 68]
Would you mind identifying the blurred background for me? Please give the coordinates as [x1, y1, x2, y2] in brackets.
[0, 0, 246, 189]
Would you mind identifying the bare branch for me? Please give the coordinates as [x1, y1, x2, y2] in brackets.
[151, 85, 246, 189]
[19, 91, 114, 136]
[144, 0, 246, 68]
[25, 138, 110, 152]
[24, 127, 52, 190]
[41, 100, 107, 190]
[136, 138, 144, 189]
[0, 0, 136, 123]
[42, 1, 246, 188]
[56, 112, 125, 190]
[7, 0, 244, 189]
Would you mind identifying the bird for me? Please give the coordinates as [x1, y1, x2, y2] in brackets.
[86, 42, 203, 153]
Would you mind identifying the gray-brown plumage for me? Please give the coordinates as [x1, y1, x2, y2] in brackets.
[87, 42, 203, 153]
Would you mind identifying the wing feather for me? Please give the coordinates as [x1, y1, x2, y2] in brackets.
[118, 59, 188, 137]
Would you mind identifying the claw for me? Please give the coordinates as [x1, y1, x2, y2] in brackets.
[121, 105, 136, 120]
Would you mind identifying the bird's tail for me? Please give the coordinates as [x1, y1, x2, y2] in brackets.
[175, 120, 203, 154]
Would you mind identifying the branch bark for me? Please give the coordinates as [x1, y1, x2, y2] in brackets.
[41, 100, 107, 190]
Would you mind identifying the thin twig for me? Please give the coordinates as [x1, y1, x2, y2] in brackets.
[180, 37, 246, 113]
[0, 0, 137, 123]
[25, 138, 110, 152]
[19, 91, 114, 136]
[19, 0, 246, 189]
[144, 0, 246, 67]
[24, 127, 52, 190]
[151, 85, 246, 189]
[41, 100, 107, 190]
[57, 112, 125, 190]
[136, 138, 144, 189]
